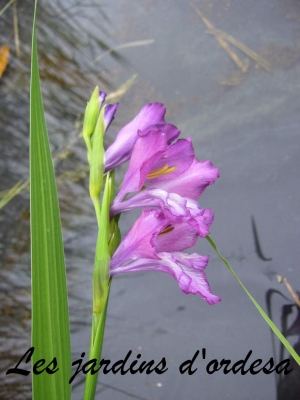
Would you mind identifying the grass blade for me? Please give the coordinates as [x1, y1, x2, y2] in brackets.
[30, 1, 71, 398]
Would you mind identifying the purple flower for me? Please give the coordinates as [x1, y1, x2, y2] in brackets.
[103, 99, 220, 304]
[111, 188, 214, 238]
[95, 91, 118, 132]
[110, 209, 221, 305]
[112, 130, 218, 202]
[104, 103, 180, 171]
[110, 129, 218, 236]
[146, 157, 219, 201]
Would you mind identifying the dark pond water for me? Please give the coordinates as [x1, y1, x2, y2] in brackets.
[1, 0, 300, 399]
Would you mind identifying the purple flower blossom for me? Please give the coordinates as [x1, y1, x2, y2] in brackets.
[110, 129, 219, 236]
[150, 158, 219, 200]
[110, 209, 221, 305]
[105, 103, 180, 171]
[112, 130, 218, 203]
[111, 188, 214, 238]
[102, 99, 220, 304]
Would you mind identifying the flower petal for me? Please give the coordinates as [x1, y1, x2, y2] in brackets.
[104, 103, 118, 131]
[110, 209, 167, 270]
[111, 188, 187, 218]
[157, 252, 221, 304]
[113, 131, 168, 203]
[105, 103, 167, 170]
[110, 251, 221, 305]
[149, 158, 219, 200]
[146, 138, 195, 183]
[140, 123, 180, 144]
[111, 188, 214, 238]
[155, 219, 198, 252]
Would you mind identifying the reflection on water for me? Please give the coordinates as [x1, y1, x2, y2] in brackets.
[266, 289, 300, 400]
[1, 0, 300, 399]
[0, 202, 31, 398]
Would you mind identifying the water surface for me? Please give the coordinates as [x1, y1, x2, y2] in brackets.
[1, 0, 299, 399]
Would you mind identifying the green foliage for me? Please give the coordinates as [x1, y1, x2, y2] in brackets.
[30, 1, 71, 398]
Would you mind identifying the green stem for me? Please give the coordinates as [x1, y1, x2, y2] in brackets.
[83, 283, 111, 400]
[84, 173, 113, 399]
[206, 234, 300, 366]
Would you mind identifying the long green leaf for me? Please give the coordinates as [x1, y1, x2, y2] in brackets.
[207, 235, 300, 366]
[30, 1, 71, 398]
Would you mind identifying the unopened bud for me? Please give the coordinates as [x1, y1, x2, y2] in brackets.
[89, 107, 105, 199]
[83, 86, 100, 159]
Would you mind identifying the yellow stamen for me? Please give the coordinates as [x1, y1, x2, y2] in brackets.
[147, 164, 176, 179]
[158, 224, 174, 236]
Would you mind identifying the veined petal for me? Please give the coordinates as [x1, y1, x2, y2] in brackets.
[160, 194, 213, 237]
[182, 199, 214, 237]
[110, 251, 221, 305]
[149, 158, 219, 200]
[110, 209, 167, 270]
[114, 131, 168, 203]
[156, 219, 198, 252]
[111, 188, 213, 238]
[157, 252, 221, 304]
[105, 102, 167, 171]
[146, 138, 195, 183]
[140, 123, 180, 144]
[111, 189, 188, 218]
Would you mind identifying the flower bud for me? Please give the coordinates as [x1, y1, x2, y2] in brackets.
[89, 107, 105, 199]
[83, 86, 100, 159]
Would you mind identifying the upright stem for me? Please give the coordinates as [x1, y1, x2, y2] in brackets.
[91, 196, 101, 229]
[83, 173, 115, 400]
[83, 284, 111, 400]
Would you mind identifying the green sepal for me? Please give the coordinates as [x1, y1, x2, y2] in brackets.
[106, 171, 121, 255]
[109, 217, 121, 257]
[89, 107, 105, 200]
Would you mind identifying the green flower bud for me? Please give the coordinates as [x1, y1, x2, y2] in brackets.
[89, 107, 105, 200]
[82, 86, 100, 161]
